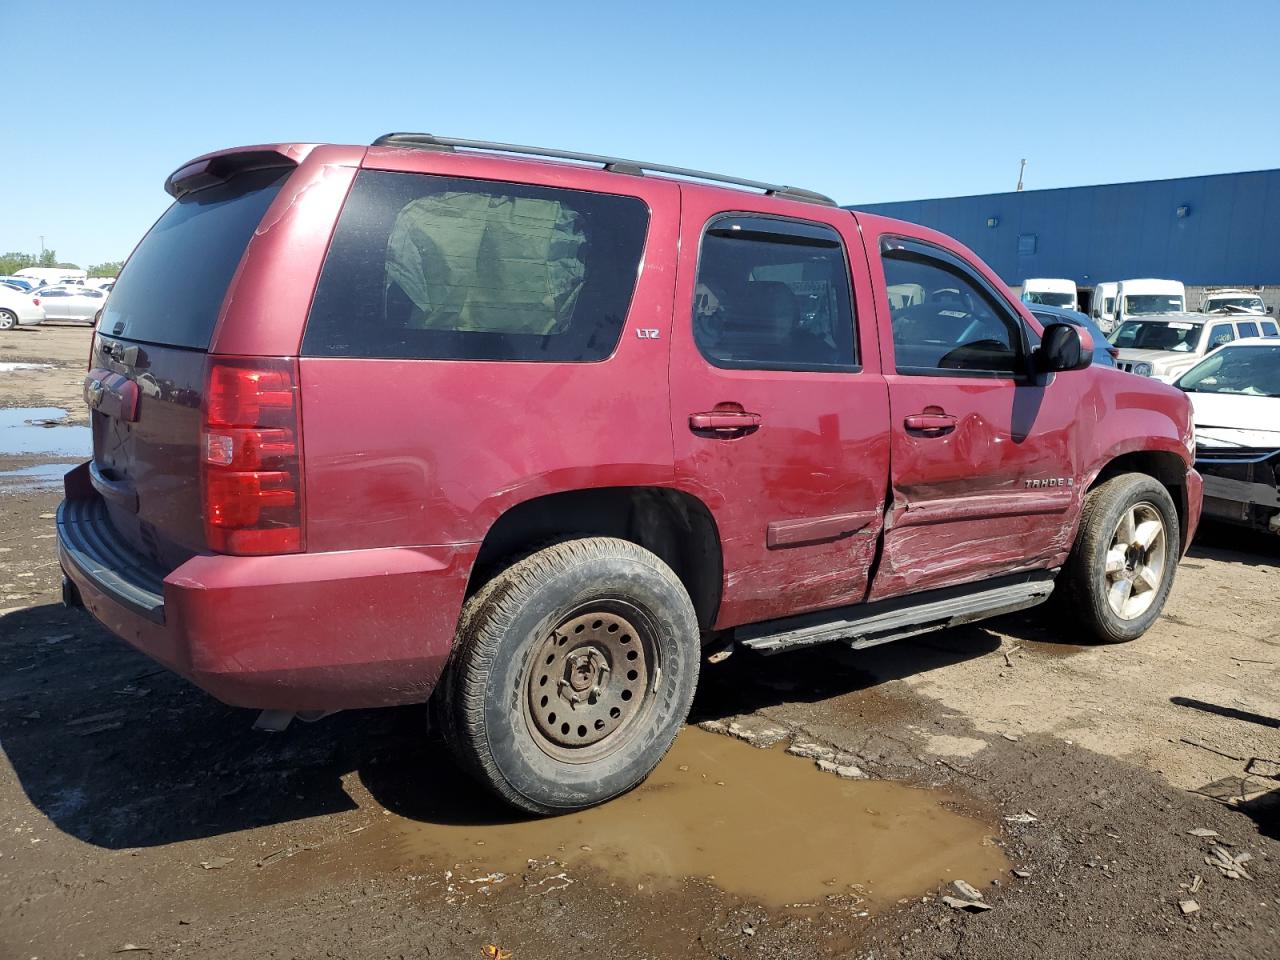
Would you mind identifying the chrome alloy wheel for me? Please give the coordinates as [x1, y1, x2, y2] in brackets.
[1103, 501, 1167, 620]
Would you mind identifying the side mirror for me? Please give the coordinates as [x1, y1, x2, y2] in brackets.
[1036, 323, 1092, 372]
[1268, 305, 1274, 315]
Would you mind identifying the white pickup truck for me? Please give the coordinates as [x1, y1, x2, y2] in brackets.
[1200, 288, 1270, 316]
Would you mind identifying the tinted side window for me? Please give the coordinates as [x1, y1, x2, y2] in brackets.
[1262, 321, 1278, 337]
[1237, 321, 1260, 338]
[881, 240, 1024, 375]
[1208, 324, 1236, 349]
[304, 171, 649, 362]
[693, 216, 856, 372]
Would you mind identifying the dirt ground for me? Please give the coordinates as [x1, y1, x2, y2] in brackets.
[2, 326, 1278, 960]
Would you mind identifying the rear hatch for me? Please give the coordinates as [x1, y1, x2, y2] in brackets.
[88, 164, 292, 569]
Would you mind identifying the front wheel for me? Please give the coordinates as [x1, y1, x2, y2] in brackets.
[1060, 473, 1181, 643]
[440, 537, 700, 815]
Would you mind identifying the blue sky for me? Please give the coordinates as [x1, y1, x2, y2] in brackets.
[5, 0, 1278, 268]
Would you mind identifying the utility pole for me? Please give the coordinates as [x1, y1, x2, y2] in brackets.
[1016, 159, 1027, 192]
[39, 235, 45, 258]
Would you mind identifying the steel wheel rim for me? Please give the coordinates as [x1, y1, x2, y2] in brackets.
[523, 601, 660, 764]
[1103, 501, 1167, 620]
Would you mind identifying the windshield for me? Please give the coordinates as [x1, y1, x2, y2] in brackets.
[1110, 320, 1203, 351]
[1123, 294, 1183, 315]
[1023, 290, 1073, 307]
[1177, 344, 1280, 398]
[1206, 297, 1265, 314]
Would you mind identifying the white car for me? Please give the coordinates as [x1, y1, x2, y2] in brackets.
[1176, 338, 1280, 536]
[0, 285, 46, 330]
[1111, 312, 1280, 380]
[32, 284, 108, 324]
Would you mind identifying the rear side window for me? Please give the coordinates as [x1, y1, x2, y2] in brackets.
[1237, 321, 1260, 338]
[100, 167, 290, 348]
[303, 171, 649, 362]
[1262, 321, 1278, 337]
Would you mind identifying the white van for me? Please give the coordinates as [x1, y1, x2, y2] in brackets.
[14, 266, 88, 287]
[1020, 278, 1078, 311]
[1092, 282, 1120, 331]
[1114, 279, 1185, 326]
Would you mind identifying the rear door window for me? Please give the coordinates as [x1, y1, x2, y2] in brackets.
[303, 171, 649, 362]
[99, 167, 290, 349]
[1237, 321, 1260, 338]
[692, 215, 857, 371]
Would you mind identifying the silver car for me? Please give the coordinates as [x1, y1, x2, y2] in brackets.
[34, 284, 107, 324]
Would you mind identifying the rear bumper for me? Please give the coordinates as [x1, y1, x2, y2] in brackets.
[57, 473, 477, 711]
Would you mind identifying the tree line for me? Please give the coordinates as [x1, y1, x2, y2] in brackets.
[0, 250, 124, 277]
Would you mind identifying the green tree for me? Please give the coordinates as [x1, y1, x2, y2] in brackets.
[0, 251, 36, 276]
[87, 261, 125, 278]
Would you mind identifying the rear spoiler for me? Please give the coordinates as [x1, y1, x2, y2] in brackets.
[164, 146, 304, 199]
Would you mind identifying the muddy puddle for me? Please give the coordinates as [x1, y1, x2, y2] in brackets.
[381, 727, 1008, 910]
[0, 407, 91, 458]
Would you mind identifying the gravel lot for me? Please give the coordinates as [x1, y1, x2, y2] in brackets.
[2, 326, 1278, 960]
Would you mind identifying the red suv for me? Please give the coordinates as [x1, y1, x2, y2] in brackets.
[59, 134, 1202, 813]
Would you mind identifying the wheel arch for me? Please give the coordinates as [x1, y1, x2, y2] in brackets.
[1085, 448, 1192, 551]
[468, 486, 724, 637]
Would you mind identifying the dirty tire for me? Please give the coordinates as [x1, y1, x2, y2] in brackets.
[440, 537, 700, 815]
[0, 310, 16, 331]
[1060, 473, 1180, 643]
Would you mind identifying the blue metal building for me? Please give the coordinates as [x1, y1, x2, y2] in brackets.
[850, 169, 1280, 290]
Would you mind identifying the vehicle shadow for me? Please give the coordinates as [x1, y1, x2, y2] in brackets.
[689, 623, 1003, 723]
[0, 602, 422, 848]
[1189, 523, 1280, 567]
[0, 600, 1028, 847]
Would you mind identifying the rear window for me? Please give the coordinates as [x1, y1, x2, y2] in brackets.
[302, 171, 649, 362]
[99, 167, 289, 349]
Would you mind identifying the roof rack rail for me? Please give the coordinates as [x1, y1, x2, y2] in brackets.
[371, 132, 836, 207]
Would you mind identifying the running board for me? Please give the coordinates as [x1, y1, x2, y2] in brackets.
[736, 571, 1057, 655]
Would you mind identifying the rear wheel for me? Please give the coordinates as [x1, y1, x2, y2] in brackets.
[1060, 473, 1180, 643]
[0, 310, 17, 331]
[440, 537, 699, 815]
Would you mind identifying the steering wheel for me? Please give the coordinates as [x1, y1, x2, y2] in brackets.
[938, 338, 1013, 370]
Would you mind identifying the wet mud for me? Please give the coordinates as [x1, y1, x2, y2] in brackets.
[379, 727, 1008, 910]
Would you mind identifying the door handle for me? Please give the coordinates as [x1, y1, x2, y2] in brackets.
[689, 410, 763, 435]
[904, 413, 957, 434]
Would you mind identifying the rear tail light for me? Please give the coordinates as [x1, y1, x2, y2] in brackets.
[201, 357, 304, 555]
[32, 297, 40, 307]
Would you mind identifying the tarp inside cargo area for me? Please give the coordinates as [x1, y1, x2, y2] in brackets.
[386, 192, 586, 335]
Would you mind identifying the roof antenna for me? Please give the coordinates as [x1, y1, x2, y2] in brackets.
[1016, 158, 1027, 192]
